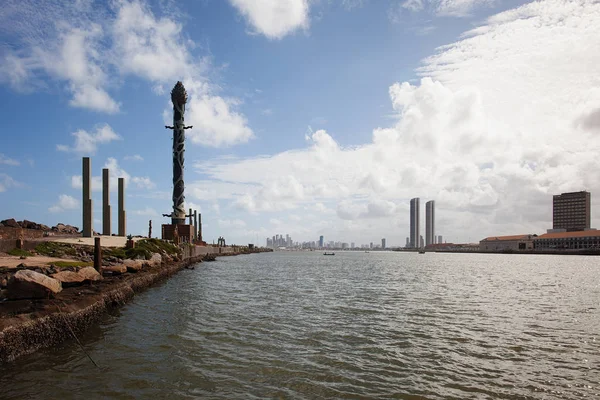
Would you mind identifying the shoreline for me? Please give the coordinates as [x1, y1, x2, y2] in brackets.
[0, 246, 270, 364]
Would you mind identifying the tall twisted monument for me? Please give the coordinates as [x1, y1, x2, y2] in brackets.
[163, 81, 193, 225]
[162, 81, 201, 243]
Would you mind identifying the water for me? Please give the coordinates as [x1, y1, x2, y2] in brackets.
[1, 251, 599, 399]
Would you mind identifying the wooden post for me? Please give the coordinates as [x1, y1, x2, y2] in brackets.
[94, 237, 102, 272]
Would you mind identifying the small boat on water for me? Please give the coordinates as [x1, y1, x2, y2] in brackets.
[323, 252, 335, 256]
[418, 249, 426, 254]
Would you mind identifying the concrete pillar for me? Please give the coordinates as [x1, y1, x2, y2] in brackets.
[102, 168, 111, 236]
[193, 210, 198, 240]
[82, 157, 93, 238]
[118, 178, 126, 236]
[198, 213, 202, 242]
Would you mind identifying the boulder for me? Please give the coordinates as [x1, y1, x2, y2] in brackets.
[7, 270, 62, 299]
[51, 223, 80, 235]
[52, 267, 102, 286]
[1, 218, 20, 228]
[0, 278, 7, 288]
[52, 271, 86, 287]
[102, 265, 127, 275]
[123, 259, 144, 273]
[78, 267, 102, 282]
[148, 253, 162, 267]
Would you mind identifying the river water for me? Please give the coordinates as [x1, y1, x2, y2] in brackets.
[1, 251, 599, 399]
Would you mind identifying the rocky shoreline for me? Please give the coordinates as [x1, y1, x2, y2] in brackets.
[0, 253, 204, 364]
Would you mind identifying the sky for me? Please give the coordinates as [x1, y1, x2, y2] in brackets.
[0, 0, 599, 247]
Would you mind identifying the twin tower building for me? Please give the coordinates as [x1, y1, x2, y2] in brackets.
[409, 198, 437, 249]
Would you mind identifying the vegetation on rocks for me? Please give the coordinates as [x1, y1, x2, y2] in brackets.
[7, 248, 32, 257]
[34, 242, 77, 258]
[104, 239, 180, 261]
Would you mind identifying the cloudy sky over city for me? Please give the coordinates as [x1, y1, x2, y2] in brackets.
[0, 0, 599, 246]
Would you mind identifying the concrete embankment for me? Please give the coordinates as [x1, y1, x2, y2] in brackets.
[0, 245, 271, 364]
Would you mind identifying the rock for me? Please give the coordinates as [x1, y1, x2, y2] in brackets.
[149, 253, 162, 267]
[1, 218, 20, 228]
[52, 267, 102, 286]
[78, 267, 102, 282]
[123, 259, 144, 273]
[51, 223, 80, 235]
[51, 271, 86, 287]
[7, 270, 62, 299]
[102, 265, 127, 275]
[0, 278, 7, 288]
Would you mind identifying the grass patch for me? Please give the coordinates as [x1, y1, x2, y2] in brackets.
[103, 247, 128, 260]
[7, 248, 33, 257]
[126, 239, 181, 260]
[35, 242, 78, 258]
[47, 261, 94, 268]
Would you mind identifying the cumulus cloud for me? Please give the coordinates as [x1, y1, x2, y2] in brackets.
[49, 194, 79, 213]
[1, 1, 254, 146]
[191, 0, 600, 243]
[70, 157, 155, 191]
[133, 207, 158, 216]
[57, 124, 121, 155]
[229, 0, 309, 39]
[395, 0, 492, 17]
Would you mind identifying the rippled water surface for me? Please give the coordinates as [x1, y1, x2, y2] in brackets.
[2, 251, 600, 399]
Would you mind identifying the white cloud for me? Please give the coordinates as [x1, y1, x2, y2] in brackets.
[229, 0, 309, 39]
[0, 1, 254, 144]
[49, 194, 79, 213]
[0, 154, 19, 166]
[124, 154, 144, 161]
[0, 174, 19, 193]
[70, 157, 154, 191]
[57, 124, 121, 155]
[133, 207, 158, 216]
[190, 0, 600, 243]
[219, 218, 247, 228]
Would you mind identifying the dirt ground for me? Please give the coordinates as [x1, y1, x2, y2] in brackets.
[51, 235, 143, 247]
[0, 255, 81, 268]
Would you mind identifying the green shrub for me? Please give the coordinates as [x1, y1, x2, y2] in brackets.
[48, 261, 94, 268]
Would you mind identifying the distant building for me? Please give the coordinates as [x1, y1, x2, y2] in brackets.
[420, 235, 424, 248]
[534, 230, 600, 250]
[406, 237, 409, 247]
[438, 235, 442, 244]
[381, 238, 386, 249]
[480, 234, 535, 251]
[410, 198, 420, 248]
[319, 235, 324, 248]
[370, 242, 373, 249]
[425, 200, 435, 246]
[351, 242, 355, 249]
[553, 191, 591, 232]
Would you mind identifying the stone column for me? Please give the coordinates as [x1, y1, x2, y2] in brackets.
[82, 157, 93, 238]
[118, 178, 126, 236]
[193, 210, 198, 240]
[102, 168, 111, 236]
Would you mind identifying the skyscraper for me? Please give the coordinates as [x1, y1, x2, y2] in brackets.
[438, 235, 443, 244]
[425, 200, 435, 246]
[406, 237, 409, 247]
[319, 235, 324, 248]
[410, 197, 420, 248]
[553, 191, 591, 231]
[381, 238, 386, 249]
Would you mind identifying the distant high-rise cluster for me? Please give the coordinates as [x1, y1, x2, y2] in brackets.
[408, 197, 439, 248]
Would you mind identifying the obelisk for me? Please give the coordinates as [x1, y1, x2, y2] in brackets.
[102, 168, 111, 236]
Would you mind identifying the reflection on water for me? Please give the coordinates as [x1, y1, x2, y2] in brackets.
[1, 252, 599, 399]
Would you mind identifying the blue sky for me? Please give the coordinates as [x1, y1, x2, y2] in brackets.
[1, 0, 599, 246]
